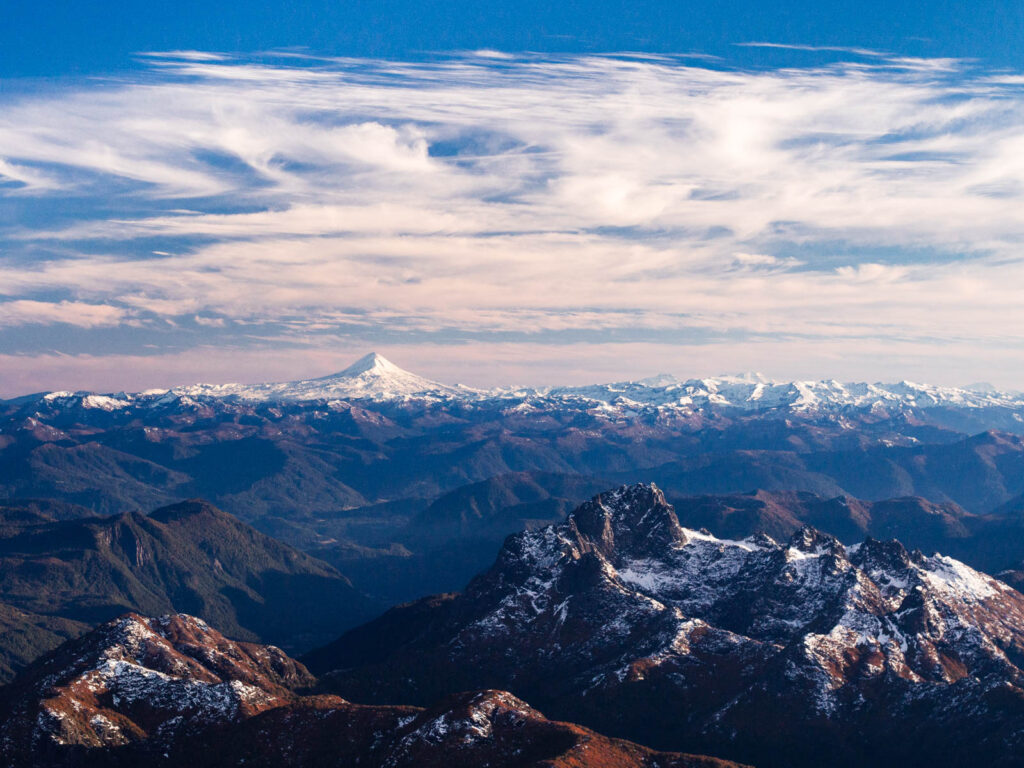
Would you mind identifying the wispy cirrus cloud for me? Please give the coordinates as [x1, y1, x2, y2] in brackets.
[0, 300, 127, 328]
[2, 51, 1024, 392]
[734, 42, 890, 57]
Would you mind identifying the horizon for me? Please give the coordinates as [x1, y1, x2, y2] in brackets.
[1, 349, 1015, 400]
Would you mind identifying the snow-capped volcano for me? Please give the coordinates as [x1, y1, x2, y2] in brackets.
[171, 352, 466, 402]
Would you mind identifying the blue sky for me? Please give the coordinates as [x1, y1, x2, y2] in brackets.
[2, 2, 1024, 394]
[5, 1, 1024, 77]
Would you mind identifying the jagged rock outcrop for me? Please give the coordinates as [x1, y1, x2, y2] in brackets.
[315, 483, 1024, 768]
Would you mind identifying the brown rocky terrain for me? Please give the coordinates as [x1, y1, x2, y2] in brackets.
[0, 612, 745, 768]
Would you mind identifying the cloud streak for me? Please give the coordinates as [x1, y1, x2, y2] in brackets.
[2, 51, 1024, 390]
[0, 300, 126, 328]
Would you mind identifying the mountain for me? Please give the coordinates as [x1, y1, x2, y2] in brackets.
[7, 365, 1024, 533]
[407, 471, 610, 542]
[172, 352, 466, 402]
[0, 499, 376, 682]
[0, 612, 745, 768]
[991, 490, 1024, 518]
[0, 613, 315, 767]
[542, 373, 1024, 423]
[0, 603, 87, 682]
[9, 352, 1024, 425]
[314, 483, 1024, 768]
[0, 498, 99, 537]
[7, 356, 1024, 536]
[630, 429, 1024, 514]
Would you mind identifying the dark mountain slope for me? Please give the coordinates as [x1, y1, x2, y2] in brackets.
[0, 499, 100, 538]
[317, 472, 609, 604]
[5, 387, 1016, 550]
[408, 471, 610, 543]
[0, 500, 376, 681]
[634, 430, 1024, 513]
[0, 440, 190, 514]
[0, 603, 87, 682]
[807, 429, 1024, 510]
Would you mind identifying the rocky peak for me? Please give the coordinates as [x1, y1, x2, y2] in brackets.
[382, 690, 541, 764]
[321, 485, 1024, 767]
[746, 531, 778, 548]
[787, 524, 844, 556]
[569, 483, 686, 559]
[0, 612, 314, 759]
[849, 536, 915, 572]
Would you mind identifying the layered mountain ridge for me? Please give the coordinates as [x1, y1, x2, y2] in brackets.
[317, 483, 1024, 768]
[6, 353, 1024, 547]
[17, 352, 1024, 417]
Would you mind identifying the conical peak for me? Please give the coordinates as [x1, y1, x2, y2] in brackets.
[337, 352, 403, 378]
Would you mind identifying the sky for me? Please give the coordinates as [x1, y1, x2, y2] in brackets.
[3, 2, 1024, 395]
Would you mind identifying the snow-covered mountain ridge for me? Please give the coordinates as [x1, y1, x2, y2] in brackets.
[321, 483, 1024, 768]
[20, 352, 1024, 415]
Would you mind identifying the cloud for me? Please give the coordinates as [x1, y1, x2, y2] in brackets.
[735, 42, 889, 57]
[138, 50, 230, 62]
[0, 300, 127, 328]
[3, 51, 1024, 389]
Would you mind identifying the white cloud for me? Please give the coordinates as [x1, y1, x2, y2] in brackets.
[735, 42, 890, 57]
[0, 300, 127, 328]
[3, 52, 1024, 388]
[138, 51, 230, 62]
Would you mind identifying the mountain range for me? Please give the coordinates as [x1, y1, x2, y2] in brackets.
[6, 354, 1024, 608]
[0, 612, 744, 768]
[24, 353, 1024, 418]
[312, 483, 1024, 768]
[5, 355, 1024, 765]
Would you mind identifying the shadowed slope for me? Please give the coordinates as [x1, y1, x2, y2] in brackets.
[0, 500, 376, 681]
